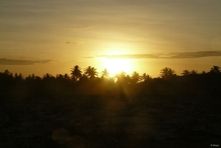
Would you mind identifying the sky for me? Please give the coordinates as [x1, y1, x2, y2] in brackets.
[0, 0, 221, 77]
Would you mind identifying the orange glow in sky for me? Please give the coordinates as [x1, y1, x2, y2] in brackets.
[102, 57, 133, 77]
[1, 0, 221, 77]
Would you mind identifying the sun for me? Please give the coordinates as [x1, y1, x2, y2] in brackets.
[102, 57, 133, 77]
[98, 44, 135, 77]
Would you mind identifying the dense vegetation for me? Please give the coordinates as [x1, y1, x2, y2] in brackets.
[0, 65, 221, 148]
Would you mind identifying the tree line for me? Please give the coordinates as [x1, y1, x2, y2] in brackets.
[1, 65, 220, 83]
[0, 65, 220, 99]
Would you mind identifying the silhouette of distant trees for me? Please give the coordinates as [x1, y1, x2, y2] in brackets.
[14, 73, 23, 81]
[1, 65, 221, 85]
[0, 65, 220, 83]
[0, 70, 14, 86]
[182, 70, 191, 76]
[131, 71, 140, 84]
[210, 66, 221, 74]
[43, 73, 55, 80]
[160, 67, 176, 78]
[116, 72, 130, 84]
[140, 73, 151, 82]
[190, 70, 198, 75]
[0, 65, 221, 98]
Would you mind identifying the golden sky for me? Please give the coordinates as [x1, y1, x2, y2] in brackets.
[1, 0, 221, 77]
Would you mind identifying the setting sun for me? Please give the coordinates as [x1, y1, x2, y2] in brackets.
[102, 57, 133, 77]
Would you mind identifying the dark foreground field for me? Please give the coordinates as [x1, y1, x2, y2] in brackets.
[0, 71, 221, 148]
[0, 93, 220, 148]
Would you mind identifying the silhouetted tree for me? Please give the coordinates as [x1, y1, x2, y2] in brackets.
[25, 74, 38, 81]
[201, 71, 207, 75]
[56, 74, 63, 79]
[1, 70, 12, 79]
[0, 70, 14, 84]
[182, 70, 191, 76]
[63, 73, 70, 80]
[131, 71, 140, 84]
[71, 65, 82, 81]
[190, 70, 198, 75]
[14, 73, 23, 81]
[3, 69, 11, 76]
[116, 72, 131, 84]
[116, 72, 124, 83]
[56, 74, 68, 83]
[84, 66, 98, 79]
[43, 73, 54, 80]
[209, 66, 221, 74]
[140, 73, 151, 82]
[160, 67, 176, 78]
[101, 69, 109, 78]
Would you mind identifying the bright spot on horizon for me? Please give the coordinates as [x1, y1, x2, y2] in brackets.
[102, 57, 133, 77]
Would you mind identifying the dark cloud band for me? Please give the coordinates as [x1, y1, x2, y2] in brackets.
[0, 58, 51, 65]
[97, 51, 221, 59]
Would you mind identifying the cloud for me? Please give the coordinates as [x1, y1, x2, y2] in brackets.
[169, 51, 221, 59]
[97, 54, 158, 59]
[65, 41, 80, 45]
[97, 51, 221, 59]
[0, 58, 51, 65]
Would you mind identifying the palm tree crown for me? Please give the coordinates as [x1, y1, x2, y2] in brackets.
[71, 65, 82, 81]
[210, 66, 221, 74]
[84, 66, 98, 79]
[182, 70, 191, 76]
[160, 67, 175, 78]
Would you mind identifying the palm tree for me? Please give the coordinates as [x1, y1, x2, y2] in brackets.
[182, 70, 191, 76]
[63, 73, 70, 80]
[71, 65, 82, 81]
[84, 66, 98, 79]
[43, 73, 54, 80]
[116, 72, 126, 83]
[209, 66, 221, 74]
[56, 74, 63, 79]
[101, 69, 109, 78]
[160, 67, 176, 78]
[14, 73, 23, 81]
[3, 70, 11, 75]
[131, 71, 140, 83]
[190, 70, 198, 75]
[140, 73, 151, 82]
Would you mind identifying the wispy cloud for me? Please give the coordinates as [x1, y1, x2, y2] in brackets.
[0, 58, 51, 65]
[65, 41, 81, 45]
[97, 54, 158, 59]
[96, 51, 221, 59]
[169, 51, 221, 59]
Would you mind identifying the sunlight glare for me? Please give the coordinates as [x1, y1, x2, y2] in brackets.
[102, 58, 133, 77]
